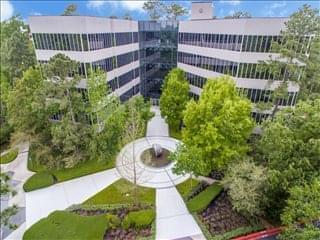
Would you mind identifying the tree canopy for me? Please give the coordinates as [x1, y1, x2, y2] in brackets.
[175, 76, 254, 175]
[143, 0, 188, 20]
[160, 68, 189, 131]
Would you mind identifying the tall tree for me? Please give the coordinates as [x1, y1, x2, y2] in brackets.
[45, 54, 89, 168]
[62, 4, 78, 16]
[166, 3, 188, 20]
[259, 5, 320, 118]
[299, 35, 320, 100]
[121, 96, 146, 205]
[175, 76, 254, 175]
[160, 68, 189, 131]
[87, 69, 126, 161]
[7, 66, 47, 136]
[224, 11, 251, 19]
[143, 0, 165, 20]
[0, 71, 12, 146]
[0, 16, 36, 83]
[221, 159, 267, 217]
[257, 99, 320, 219]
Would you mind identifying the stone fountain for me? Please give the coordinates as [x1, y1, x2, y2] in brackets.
[152, 144, 163, 157]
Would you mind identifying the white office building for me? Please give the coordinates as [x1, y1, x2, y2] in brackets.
[29, 16, 140, 102]
[29, 1, 304, 122]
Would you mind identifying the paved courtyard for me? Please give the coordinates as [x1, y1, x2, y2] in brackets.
[3, 106, 204, 240]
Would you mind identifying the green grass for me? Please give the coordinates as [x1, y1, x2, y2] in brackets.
[23, 211, 109, 240]
[23, 172, 56, 192]
[0, 148, 19, 164]
[26, 147, 115, 191]
[187, 183, 223, 213]
[169, 127, 182, 140]
[85, 179, 156, 206]
[122, 209, 156, 229]
[176, 178, 200, 200]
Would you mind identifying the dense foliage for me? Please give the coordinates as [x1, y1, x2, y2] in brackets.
[160, 68, 189, 131]
[222, 159, 267, 217]
[257, 99, 320, 219]
[174, 76, 253, 176]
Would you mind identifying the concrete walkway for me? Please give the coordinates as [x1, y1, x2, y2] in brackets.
[147, 107, 204, 240]
[1, 143, 34, 240]
[25, 168, 120, 228]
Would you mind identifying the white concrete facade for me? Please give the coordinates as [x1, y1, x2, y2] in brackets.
[178, 17, 300, 121]
[29, 16, 140, 99]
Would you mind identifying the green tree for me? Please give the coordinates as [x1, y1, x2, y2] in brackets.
[225, 11, 251, 19]
[87, 69, 126, 161]
[166, 3, 188, 20]
[62, 4, 78, 16]
[257, 99, 320, 219]
[160, 68, 189, 131]
[279, 178, 320, 240]
[281, 178, 320, 225]
[143, 0, 165, 20]
[7, 66, 48, 136]
[121, 96, 146, 205]
[299, 35, 320, 100]
[258, 5, 320, 118]
[0, 16, 36, 83]
[221, 159, 267, 217]
[0, 71, 12, 146]
[172, 144, 208, 182]
[179, 76, 254, 174]
[45, 54, 89, 168]
[279, 224, 320, 240]
[0, 173, 18, 230]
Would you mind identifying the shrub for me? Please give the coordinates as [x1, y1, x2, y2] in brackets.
[0, 124, 12, 146]
[23, 172, 56, 192]
[0, 148, 18, 164]
[187, 183, 223, 213]
[122, 209, 155, 230]
[105, 214, 121, 229]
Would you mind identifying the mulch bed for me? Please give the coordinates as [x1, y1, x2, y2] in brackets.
[199, 192, 250, 235]
[104, 228, 151, 240]
[72, 207, 153, 240]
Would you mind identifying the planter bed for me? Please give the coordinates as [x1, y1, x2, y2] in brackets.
[198, 191, 262, 238]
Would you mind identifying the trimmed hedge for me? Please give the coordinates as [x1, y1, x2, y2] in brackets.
[122, 209, 155, 230]
[23, 172, 56, 192]
[0, 148, 18, 164]
[187, 183, 223, 212]
[211, 225, 264, 240]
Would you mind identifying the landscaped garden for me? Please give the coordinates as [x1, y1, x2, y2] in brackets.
[23, 179, 156, 240]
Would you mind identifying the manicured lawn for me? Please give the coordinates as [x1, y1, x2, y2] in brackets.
[23, 172, 56, 192]
[0, 148, 19, 164]
[176, 178, 200, 199]
[85, 178, 156, 206]
[23, 211, 109, 240]
[25, 145, 115, 191]
[187, 183, 223, 213]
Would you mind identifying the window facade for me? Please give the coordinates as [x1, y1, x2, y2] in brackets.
[178, 32, 283, 52]
[32, 32, 138, 51]
[117, 50, 139, 68]
[178, 52, 238, 76]
[119, 84, 140, 102]
[118, 67, 140, 88]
